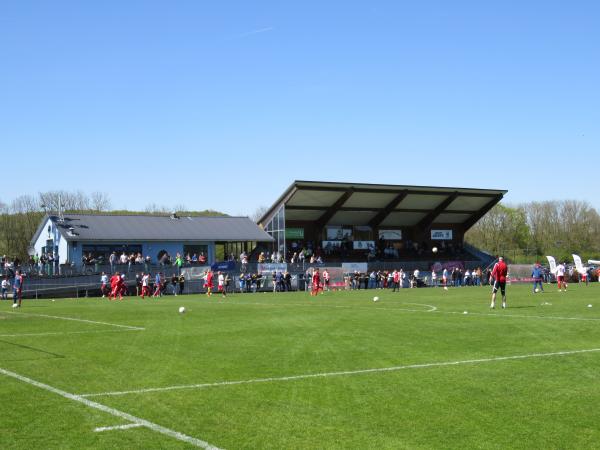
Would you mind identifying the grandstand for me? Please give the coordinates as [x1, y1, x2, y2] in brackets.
[258, 180, 507, 265]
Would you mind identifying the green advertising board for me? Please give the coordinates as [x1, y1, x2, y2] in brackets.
[285, 228, 304, 239]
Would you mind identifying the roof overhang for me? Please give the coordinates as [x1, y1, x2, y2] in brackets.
[259, 180, 507, 231]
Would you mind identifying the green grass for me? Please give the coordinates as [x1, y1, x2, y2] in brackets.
[2, 283, 600, 449]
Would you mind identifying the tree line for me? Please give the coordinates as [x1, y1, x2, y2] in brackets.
[0, 191, 226, 260]
[465, 200, 600, 263]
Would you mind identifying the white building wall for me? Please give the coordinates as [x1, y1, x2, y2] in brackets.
[32, 218, 69, 264]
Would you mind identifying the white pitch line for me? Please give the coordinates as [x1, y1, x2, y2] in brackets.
[205, 300, 600, 322]
[0, 367, 221, 449]
[94, 423, 144, 432]
[438, 310, 600, 322]
[404, 302, 438, 312]
[4, 311, 144, 330]
[79, 348, 600, 398]
[0, 329, 143, 338]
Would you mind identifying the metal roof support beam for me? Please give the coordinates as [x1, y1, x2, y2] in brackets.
[315, 188, 355, 229]
[368, 190, 409, 229]
[417, 191, 460, 229]
[462, 194, 504, 230]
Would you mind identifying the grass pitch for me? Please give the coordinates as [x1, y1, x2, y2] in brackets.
[2, 283, 600, 449]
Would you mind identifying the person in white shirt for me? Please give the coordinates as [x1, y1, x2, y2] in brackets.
[431, 270, 438, 287]
[322, 269, 330, 291]
[464, 270, 471, 286]
[442, 268, 449, 290]
[100, 272, 109, 297]
[1, 277, 9, 300]
[555, 263, 568, 292]
[218, 271, 227, 298]
[141, 273, 150, 298]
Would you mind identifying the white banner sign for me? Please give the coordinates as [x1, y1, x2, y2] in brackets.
[326, 227, 352, 240]
[258, 263, 288, 273]
[546, 255, 557, 274]
[431, 229, 453, 240]
[353, 240, 375, 250]
[322, 240, 343, 250]
[378, 229, 402, 240]
[342, 262, 368, 273]
[572, 254, 585, 273]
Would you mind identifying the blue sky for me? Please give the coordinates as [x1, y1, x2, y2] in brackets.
[1, 1, 598, 216]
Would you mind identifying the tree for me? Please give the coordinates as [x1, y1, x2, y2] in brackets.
[465, 204, 529, 257]
[251, 205, 269, 223]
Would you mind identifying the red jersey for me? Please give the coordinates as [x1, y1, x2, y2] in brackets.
[492, 261, 508, 283]
[206, 271, 214, 288]
[110, 275, 119, 288]
[312, 272, 321, 285]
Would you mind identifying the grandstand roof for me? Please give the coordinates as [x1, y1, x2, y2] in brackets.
[259, 180, 507, 230]
[32, 214, 274, 243]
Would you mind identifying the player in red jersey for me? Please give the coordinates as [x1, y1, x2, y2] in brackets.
[311, 268, 322, 296]
[490, 257, 508, 309]
[109, 272, 121, 300]
[205, 269, 214, 297]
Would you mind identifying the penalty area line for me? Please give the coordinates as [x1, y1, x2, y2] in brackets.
[0, 367, 221, 449]
[80, 348, 600, 398]
[4, 311, 145, 331]
[0, 329, 143, 338]
[94, 423, 144, 432]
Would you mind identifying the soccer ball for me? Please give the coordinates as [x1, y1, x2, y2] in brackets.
[432, 247, 438, 253]
[12, 303, 18, 308]
[535, 288, 540, 293]
[373, 296, 379, 302]
[178, 306, 186, 314]
[588, 304, 593, 308]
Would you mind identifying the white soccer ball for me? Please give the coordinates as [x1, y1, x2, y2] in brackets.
[432, 247, 438, 253]
[373, 296, 379, 302]
[588, 304, 593, 308]
[12, 303, 18, 308]
[535, 288, 540, 293]
[463, 311, 468, 314]
[178, 306, 186, 314]
[444, 286, 448, 291]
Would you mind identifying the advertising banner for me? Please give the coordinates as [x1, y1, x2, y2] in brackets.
[285, 228, 304, 239]
[326, 227, 352, 240]
[431, 229, 453, 240]
[258, 263, 288, 273]
[378, 229, 402, 240]
[342, 262, 368, 273]
[353, 241, 375, 250]
[211, 261, 236, 272]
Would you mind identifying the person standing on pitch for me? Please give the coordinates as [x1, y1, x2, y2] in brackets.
[555, 262, 568, 292]
[12, 270, 24, 307]
[311, 268, 322, 296]
[490, 257, 508, 309]
[100, 272, 109, 297]
[140, 273, 150, 298]
[532, 262, 544, 293]
[1, 277, 9, 300]
[217, 271, 226, 298]
[322, 269, 330, 291]
[205, 269, 214, 297]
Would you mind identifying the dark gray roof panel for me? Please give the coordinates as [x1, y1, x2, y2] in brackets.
[49, 214, 273, 242]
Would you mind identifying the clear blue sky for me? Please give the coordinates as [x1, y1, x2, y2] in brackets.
[1, 1, 598, 216]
